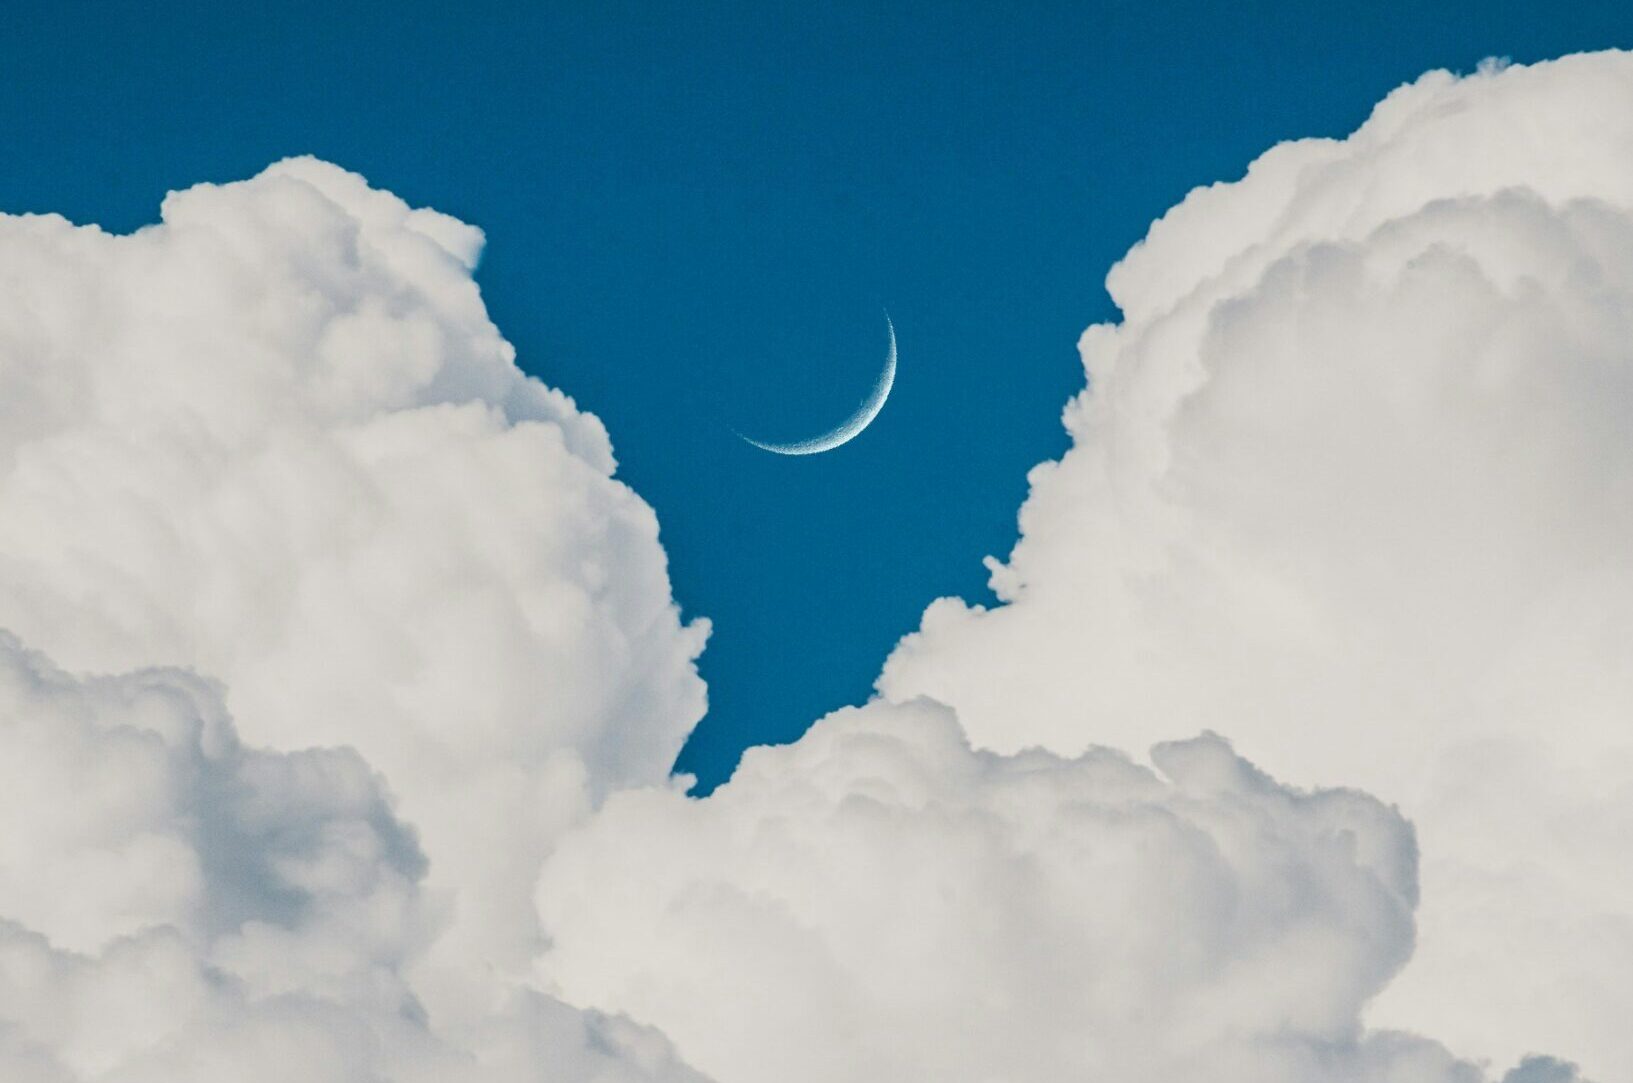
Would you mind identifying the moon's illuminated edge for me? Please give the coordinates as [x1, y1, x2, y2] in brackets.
[738, 314, 897, 456]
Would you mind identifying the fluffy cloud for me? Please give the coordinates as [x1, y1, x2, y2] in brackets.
[539, 698, 1565, 1083]
[0, 158, 708, 1015]
[0, 633, 706, 1083]
[0, 159, 713, 1078]
[878, 51, 1633, 1078]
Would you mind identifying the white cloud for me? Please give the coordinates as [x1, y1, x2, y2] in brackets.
[0, 158, 709, 1018]
[538, 697, 1566, 1083]
[0, 632, 707, 1083]
[877, 50, 1633, 1078]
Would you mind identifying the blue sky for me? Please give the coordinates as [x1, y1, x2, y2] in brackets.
[6, 0, 1630, 790]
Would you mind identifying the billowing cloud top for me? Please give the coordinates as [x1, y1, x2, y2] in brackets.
[0, 158, 711, 1077]
[881, 49, 1633, 1077]
[0, 157, 710, 1016]
[541, 699, 1458, 1083]
[0, 51, 1626, 1083]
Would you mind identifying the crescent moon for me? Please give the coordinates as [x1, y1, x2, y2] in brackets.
[738, 313, 896, 456]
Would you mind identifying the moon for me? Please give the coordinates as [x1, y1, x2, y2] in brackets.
[738, 313, 897, 456]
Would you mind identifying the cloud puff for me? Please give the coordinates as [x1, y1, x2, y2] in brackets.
[0, 632, 707, 1083]
[877, 50, 1633, 1078]
[0, 158, 709, 1014]
[538, 697, 1562, 1083]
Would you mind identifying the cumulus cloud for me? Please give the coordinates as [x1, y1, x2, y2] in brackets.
[0, 633, 706, 1083]
[0, 158, 708, 1016]
[538, 698, 1566, 1083]
[877, 50, 1633, 1078]
[0, 57, 1618, 1079]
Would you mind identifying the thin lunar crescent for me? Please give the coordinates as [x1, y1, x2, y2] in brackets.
[738, 314, 896, 456]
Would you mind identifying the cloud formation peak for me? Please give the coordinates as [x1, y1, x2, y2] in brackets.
[0, 158, 710, 1080]
[881, 49, 1633, 1078]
